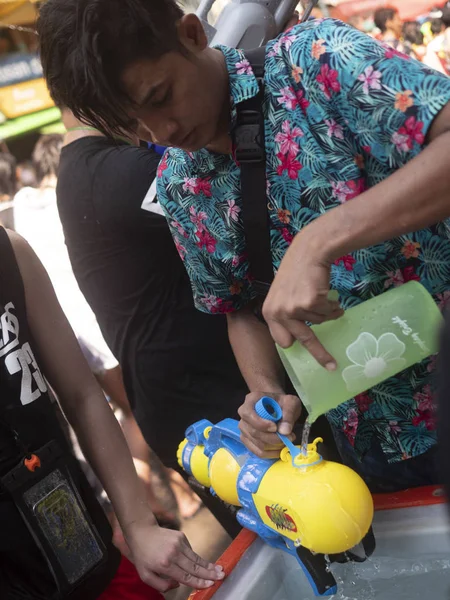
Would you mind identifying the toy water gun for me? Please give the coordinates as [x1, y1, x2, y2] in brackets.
[178, 397, 375, 597]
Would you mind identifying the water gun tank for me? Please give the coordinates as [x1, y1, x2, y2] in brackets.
[196, 0, 301, 49]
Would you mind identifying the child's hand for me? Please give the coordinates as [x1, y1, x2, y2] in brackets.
[125, 520, 225, 592]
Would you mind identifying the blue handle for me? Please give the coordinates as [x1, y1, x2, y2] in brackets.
[255, 397, 301, 463]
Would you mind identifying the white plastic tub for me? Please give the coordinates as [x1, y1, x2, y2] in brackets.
[190, 486, 450, 600]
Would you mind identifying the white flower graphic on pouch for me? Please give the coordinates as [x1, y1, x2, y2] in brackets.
[342, 332, 406, 391]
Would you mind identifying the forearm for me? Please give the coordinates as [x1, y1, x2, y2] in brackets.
[63, 387, 155, 534]
[301, 130, 450, 261]
[227, 304, 286, 393]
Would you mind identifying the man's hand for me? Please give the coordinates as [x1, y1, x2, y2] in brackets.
[262, 232, 343, 369]
[126, 519, 225, 592]
[238, 392, 302, 458]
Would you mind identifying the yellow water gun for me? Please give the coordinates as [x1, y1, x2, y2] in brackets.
[178, 397, 374, 596]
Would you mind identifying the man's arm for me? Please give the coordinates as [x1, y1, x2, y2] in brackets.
[263, 102, 450, 352]
[227, 305, 301, 458]
[8, 230, 223, 593]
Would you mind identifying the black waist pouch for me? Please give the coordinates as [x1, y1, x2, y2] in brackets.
[1, 440, 108, 597]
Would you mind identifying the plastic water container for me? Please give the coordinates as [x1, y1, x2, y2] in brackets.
[277, 282, 443, 421]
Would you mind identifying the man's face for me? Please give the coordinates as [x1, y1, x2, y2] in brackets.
[387, 11, 403, 38]
[120, 15, 228, 151]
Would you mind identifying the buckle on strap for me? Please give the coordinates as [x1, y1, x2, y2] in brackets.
[234, 109, 265, 164]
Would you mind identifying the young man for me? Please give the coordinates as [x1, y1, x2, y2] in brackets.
[0, 227, 224, 596]
[38, 0, 450, 490]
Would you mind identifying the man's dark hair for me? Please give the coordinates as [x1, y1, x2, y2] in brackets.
[32, 134, 64, 183]
[403, 21, 424, 45]
[38, 0, 184, 137]
[0, 152, 17, 198]
[374, 7, 398, 33]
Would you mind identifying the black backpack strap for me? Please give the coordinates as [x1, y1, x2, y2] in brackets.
[233, 46, 273, 296]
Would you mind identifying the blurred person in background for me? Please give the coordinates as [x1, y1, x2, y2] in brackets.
[13, 135, 179, 527]
[0, 151, 16, 203]
[374, 6, 405, 51]
[424, 5, 450, 75]
[402, 21, 426, 60]
[0, 151, 17, 229]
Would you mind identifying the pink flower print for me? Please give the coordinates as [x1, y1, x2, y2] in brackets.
[227, 199, 241, 222]
[196, 178, 212, 197]
[276, 152, 302, 179]
[437, 291, 450, 311]
[389, 421, 401, 434]
[296, 89, 310, 114]
[236, 59, 252, 75]
[157, 154, 168, 178]
[183, 177, 198, 194]
[316, 64, 341, 100]
[385, 266, 420, 288]
[189, 206, 208, 232]
[355, 393, 373, 413]
[325, 119, 344, 139]
[398, 116, 425, 149]
[402, 265, 420, 283]
[311, 39, 326, 60]
[412, 407, 436, 431]
[268, 33, 296, 57]
[211, 298, 234, 315]
[343, 408, 359, 446]
[200, 294, 220, 311]
[357, 65, 382, 95]
[184, 177, 211, 197]
[362, 145, 371, 154]
[384, 269, 403, 288]
[392, 131, 411, 153]
[414, 384, 434, 412]
[279, 32, 296, 51]
[281, 228, 294, 245]
[232, 253, 247, 267]
[195, 229, 217, 253]
[170, 220, 189, 239]
[344, 178, 367, 200]
[331, 181, 351, 203]
[277, 86, 298, 111]
[275, 120, 303, 156]
[334, 255, 356, 271]
[174, 238, 186, 261]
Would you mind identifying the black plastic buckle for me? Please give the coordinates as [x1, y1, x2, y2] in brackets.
[234, 109, 265, 164]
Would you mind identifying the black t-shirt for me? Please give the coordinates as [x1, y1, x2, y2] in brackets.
[0, 227, 120, 599]
[57, 138, 247, 467]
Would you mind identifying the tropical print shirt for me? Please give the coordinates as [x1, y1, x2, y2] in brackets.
[157, 18, 450, 464]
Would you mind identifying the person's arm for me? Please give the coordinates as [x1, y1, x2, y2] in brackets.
[8, 230, 223, 593]
[264, 102, 450, 351]
[263, 20, 450, 355]
[227, 305, 301, 458]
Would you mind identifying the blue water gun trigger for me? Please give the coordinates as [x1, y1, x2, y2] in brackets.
[255, 397, 301, 465]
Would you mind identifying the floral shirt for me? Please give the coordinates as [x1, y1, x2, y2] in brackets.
[157, 18, 450, 463]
